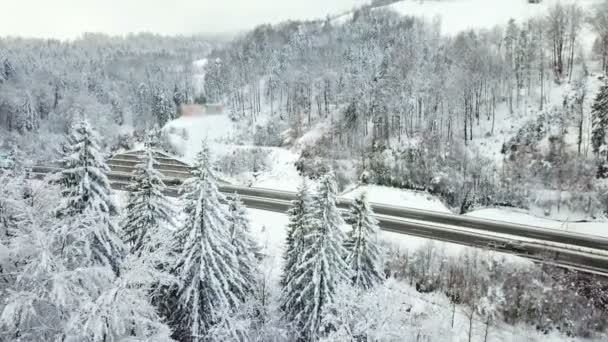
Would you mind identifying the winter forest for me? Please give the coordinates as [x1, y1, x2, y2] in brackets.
[2, 0, 608, 341]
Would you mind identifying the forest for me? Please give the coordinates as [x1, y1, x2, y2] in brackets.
[202, 0, 608, 215]
[1, 0, 608, 341]
[0, 33, 220, 158]
[2, 121, 608, 341]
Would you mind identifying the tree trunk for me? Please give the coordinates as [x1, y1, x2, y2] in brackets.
[468, 310, 474, 342]
[483, 318, 490, 342]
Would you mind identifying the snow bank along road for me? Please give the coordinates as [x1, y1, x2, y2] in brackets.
[32, 151, 608, 276]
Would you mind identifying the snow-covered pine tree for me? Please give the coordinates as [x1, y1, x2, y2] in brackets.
[1, 136, 28, 175]
[227, 192, 259, 299]
[53, 119, 116, 217]
[0, 169, 28, 242]
[122, 143, 176, 255]
[50, 118, 124, 274]
[1, 201, 174, 341]
[170, 141, 247, 342]
[16, 95, 39, 133]
[281, 172, 351, 341]
[152, 89, 175, 127]
[0, 168, 29, 316]
[591, 83, 608, 162]
[64, 277, 175, 342]
[280, 178, 314, 287]
[344, 192, 384, 290]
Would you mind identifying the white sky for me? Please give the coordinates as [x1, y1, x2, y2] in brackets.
[1, 0, 369, 40]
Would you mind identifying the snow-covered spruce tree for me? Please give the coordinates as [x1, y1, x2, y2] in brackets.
[280, 178, 314, 288]
[227, 192, 260, 299]
[281, 172, 351, 341]
[152, 89, 175, 127]
[344, 192, 384, 290]
[53, 119, 116, 216]
[50, 118, 124, 273]
[591, 83, 608, 161]
[0, 168, 31, 324]
[122, 143, 176, 255]
[0, 205, 174, 342]
[170, 141, 247, 342]
[0, 171, 27, 241]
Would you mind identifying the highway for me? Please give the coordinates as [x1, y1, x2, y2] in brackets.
[31, 151, 608, 276]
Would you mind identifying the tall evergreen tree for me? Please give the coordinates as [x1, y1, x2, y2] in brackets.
[170, 141, 247, 342]
[344, 192, 384, 290]
[50, 118, 124, 273]
[281, 173, 350, 341]
[280, 178, 314, 287]
[152, 89, 175, 127]
[227, 193, 259, 299]
[591, 83, 608, 160]
[122, 144, 176, 255]
[0, 198, 173, 341]
[0, 168, 29, 309]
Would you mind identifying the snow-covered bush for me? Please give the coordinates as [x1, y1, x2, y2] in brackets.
[253, 120, 285, 147]
[215, 147, 270, 177]
[383, 241, 608, 338]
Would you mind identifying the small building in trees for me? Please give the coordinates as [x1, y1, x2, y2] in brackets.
[178, 103, 224, 118]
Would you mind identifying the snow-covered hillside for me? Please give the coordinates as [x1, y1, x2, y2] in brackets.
[377, 0, 597, 41]
[163, 114, 302, 191]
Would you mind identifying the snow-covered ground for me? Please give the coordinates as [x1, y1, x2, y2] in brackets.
[163, 114, 302, 191]
[468, 207, 608, 237]
[342, 184, 451, 213]
[164, 114, 237, 162]
[250, 148, 301, 191]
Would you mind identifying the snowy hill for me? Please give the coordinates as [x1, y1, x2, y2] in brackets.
[333, 0, 600, 49]
[379, 0, 597, 36]
[163, 114, 302, 191]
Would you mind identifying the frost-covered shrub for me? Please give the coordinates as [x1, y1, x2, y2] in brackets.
[253, 120, 285, 147]
[361, 141, 394, 186]
[295, 144, 331, 179]
[501, 112, 548, 157]
[215, 147, 270, 177]
[114, 133, 135, 152]
[358, 139, 502, 211]
[383, 241, 608, 339]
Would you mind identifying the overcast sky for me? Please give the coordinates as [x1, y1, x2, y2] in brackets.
[1, 0, 369, 40]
